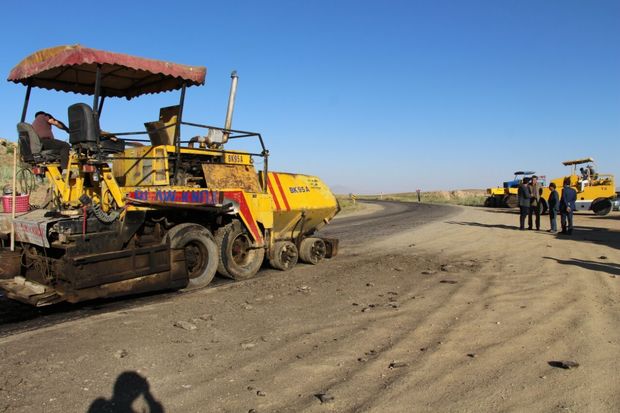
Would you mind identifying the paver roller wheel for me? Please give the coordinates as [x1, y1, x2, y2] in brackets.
[269, 241, 299, 271]
[592, 198, 612, 216]
[299, 237, 327, 265]
[165, 223, 218, 289]
[504, 194, 518, 208]
[484, 197, 495, 207]
[215, 220, 265, 280]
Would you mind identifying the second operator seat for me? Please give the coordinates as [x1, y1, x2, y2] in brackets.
[68, 103, 124, 155]
[16, 122, 61, 165]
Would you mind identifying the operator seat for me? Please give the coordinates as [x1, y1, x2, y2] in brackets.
[68, 103, 125, 154]
[16, 122, 61, 165]
[68, 103, 99, 152]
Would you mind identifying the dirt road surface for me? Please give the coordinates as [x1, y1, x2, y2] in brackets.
[0, 202, 618, 412]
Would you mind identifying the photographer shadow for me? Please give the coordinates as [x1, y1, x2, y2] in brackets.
[88, 371, 164, 413]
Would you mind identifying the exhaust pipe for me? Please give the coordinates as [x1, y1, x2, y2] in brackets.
[222, 70, 238, 144]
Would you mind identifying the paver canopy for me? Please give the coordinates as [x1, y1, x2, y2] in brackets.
[8, 44, 206, 99]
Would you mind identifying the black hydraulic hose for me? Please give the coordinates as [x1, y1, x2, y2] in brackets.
[91, 202, 120, 224]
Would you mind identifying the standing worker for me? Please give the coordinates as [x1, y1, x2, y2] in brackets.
[528, 175, 542, 230]
[560, 177, 577, 235]
[547, 182, 559, 233]
[518, 177, 531, 230]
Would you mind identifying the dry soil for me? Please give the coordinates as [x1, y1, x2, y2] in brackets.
[0, 203, 618, 413]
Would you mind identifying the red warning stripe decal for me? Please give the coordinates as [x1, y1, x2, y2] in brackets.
[272, 173, 291, 211]
[267, 174, 282, 211]
[224, 191, 263, 244]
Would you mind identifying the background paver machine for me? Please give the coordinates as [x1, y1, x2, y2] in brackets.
[540, 158, 615, 216]
[484, 171, 545, 209]
[0, 45, 339, 306]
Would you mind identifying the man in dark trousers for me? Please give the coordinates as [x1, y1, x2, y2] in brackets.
[560, 177, 577, 235]
[31, 111, 70, 170]
[518, 177, 531, 230]
[528, 175, 542, 230]
[547, 182, 560, 233]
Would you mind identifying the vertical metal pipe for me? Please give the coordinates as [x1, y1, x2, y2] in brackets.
[20, 84, 32, 123]
[222, 71, 238, 144]
[263, 151, 269, 194]
[10, 147, 17, 251]
[173, 83, 186, 185]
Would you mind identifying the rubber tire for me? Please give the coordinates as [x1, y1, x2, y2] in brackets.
[165, 223, 218, 289]
[592, 198, 612, 216]
[215, 220, 265, 280]
[269, 241, 299, 271]
[539, 198, 548, 215]
[484, 197, 498, 208]
[299, 237, 327, 265]
[504, 194, 518, 208]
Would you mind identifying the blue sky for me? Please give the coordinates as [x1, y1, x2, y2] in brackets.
[1, 0, 618, 193]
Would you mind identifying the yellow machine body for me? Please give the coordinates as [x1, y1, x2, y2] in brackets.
[263, 172, 339, 241]
[44, 144, 339, 250]
[541, 173, 615, 213]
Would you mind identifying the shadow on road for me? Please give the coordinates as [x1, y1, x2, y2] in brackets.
[558, 226, 620, 251]
[480, 208, 519, 215]
[543, 257, 620, 276]
[583, 214, 620, 221]
[449, 219, 620, 251]
[448, 221, 519, 231]
[87, 371, 164, 413]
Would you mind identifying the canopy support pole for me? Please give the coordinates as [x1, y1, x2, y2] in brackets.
[92, 65, 102, 160]
[92, 65, 102, 114]
[20, 84, 31, 123]
[98, 95, 106, 114]
[173, 83, 186, 185]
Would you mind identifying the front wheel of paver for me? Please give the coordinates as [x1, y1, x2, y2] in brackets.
[215, 220, 265, 280]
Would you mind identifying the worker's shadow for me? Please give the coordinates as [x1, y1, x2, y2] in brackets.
[87, 371, 164, 413]
[554, 226, 620, 251]
[543, 256, 620, 276]
[448, 221, 518, 230]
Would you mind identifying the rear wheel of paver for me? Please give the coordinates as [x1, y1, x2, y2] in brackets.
[299, 237, 327, 265]
[166, 224, 218, 289]
[269, 241, 299, 271]
[484, 197, 494, 207]
[216, 220, 265, 280]
[504, 194, 518, 208]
